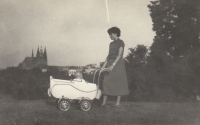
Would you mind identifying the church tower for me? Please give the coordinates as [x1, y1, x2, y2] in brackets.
[18, 46, 48, 70]
[44, 47, 47, 65]
[32, 49, 34, 57]
[40, 46, 43, 56]
[36, 46, 39, 58]
[35, 46, 48, 66]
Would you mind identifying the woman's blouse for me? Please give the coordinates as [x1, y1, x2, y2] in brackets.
[107, 38, 125, 59]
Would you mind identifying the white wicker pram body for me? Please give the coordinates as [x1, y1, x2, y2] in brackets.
[47, 69, 104, 111]
[48, 77, 102, 100]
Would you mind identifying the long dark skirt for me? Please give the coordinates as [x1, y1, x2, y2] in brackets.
[103, 58, 129, 96]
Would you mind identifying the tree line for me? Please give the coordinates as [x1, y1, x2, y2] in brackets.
[124, 0, 200, 102]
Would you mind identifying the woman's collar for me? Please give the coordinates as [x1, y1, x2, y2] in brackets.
[114, 38, 120, 42]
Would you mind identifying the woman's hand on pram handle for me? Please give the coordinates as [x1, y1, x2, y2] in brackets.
[100, 67, 113, 72]
[107, 65, 114, 72]
[100, 68, 106, 71]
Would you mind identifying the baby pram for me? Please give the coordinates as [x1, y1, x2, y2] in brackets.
[47, 69, 105, 111]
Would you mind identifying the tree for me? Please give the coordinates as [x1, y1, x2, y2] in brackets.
[126, 44, 148, 65]
[125, 45, 149, 101]
[147, 0, 200, 101]
[148, 0, 200, 57]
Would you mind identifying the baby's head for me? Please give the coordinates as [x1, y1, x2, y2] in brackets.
[75, 71, 82, 79]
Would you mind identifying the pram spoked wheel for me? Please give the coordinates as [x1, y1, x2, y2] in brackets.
[58, 99, 71, 111]
[79, 100, 92, 111]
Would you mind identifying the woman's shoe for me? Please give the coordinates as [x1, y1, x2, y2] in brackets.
[113, 105, 121, 109]
[100, 104, 107, 108]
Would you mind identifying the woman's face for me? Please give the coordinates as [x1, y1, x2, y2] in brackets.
[109, 33, 117, 40]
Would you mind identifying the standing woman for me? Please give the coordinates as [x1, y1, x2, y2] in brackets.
[101, 27, 129, 108]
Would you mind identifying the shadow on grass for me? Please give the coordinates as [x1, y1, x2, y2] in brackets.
[45, 98, 57, 107]
[44, 98, 102, 109]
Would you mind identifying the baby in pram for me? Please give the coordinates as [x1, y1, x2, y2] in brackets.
[73, 70, 84, 82]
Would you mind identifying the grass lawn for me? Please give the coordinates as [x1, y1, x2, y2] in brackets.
[0, 94, 200, 125]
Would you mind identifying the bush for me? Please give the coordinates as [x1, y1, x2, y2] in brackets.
[0, 67, 70, 100]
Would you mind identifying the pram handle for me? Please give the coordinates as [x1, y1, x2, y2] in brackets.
[93, 68, 108, 86]
[93, 69, 100, 83]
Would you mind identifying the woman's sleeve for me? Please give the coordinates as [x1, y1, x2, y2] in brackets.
[118, 40, 125, 48]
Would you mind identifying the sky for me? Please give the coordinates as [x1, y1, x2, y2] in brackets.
[0, 0, 155, 68]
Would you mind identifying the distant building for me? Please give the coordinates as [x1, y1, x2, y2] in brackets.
[48, 66, 69, 72]
[47, 65, 83, 76]
[68, 66, 83, 76]
[18, 46, 48, 71]
[68, 69, 77, 76]
[83, 64, 99, 74]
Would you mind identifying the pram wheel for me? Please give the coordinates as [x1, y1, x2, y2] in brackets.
[56, 99, 59, 104]
[79, 100, 92, 111]
[58, 99, 71, 111]
[55, 99, 60, 110]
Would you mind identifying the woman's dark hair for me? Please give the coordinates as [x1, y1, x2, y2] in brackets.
[107, 27, 121, 37]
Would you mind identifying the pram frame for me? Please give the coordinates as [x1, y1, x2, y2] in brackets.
[48, 69, 106, 111]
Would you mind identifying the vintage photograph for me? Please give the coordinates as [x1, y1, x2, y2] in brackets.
[0, 0, 200, 125]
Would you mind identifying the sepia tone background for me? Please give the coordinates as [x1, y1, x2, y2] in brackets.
[0, 0, 154, 68]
